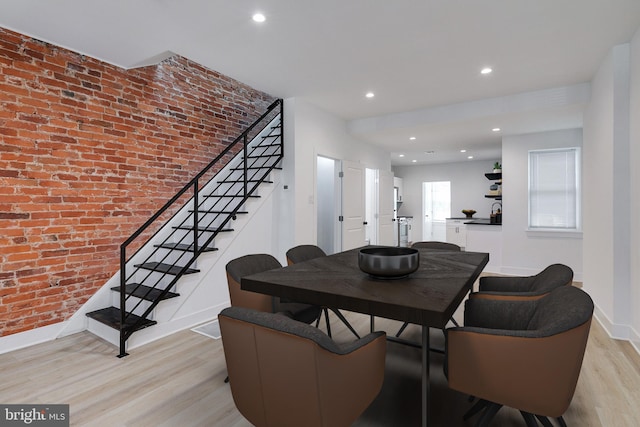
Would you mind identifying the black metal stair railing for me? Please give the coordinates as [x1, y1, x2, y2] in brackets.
[91, 99, 283, 357]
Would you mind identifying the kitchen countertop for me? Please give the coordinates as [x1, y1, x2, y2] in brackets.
[464, 218, 502, 226]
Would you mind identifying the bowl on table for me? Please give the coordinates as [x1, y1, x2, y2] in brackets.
[358, 246, 420, 279]
[462, 209, 476, 218]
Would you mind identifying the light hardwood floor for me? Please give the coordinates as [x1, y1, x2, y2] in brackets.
[1, 309, 639, 426]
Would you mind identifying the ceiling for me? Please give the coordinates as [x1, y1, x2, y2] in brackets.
[2, 0, 640, 165]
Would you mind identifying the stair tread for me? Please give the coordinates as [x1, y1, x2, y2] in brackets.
[231, 166, 282, 171]
[245, 153, 281, 158]
[134, 262, 200, 275]
[202, 194, 260, 198]
[172, 226, 234, 233]
[86, 307, 157, 331]
[154, 242, 218, 252]
[218, 180, 273, 184]
[188, 210, 248, 214]
[111, 283, 180, 301]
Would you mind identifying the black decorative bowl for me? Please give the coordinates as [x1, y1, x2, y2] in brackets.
[358, 247, 420, 279]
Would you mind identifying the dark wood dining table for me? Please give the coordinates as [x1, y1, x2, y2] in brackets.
[241, 246, 489, 427]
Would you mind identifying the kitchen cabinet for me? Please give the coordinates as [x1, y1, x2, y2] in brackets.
[446, 218, 467, 249]
[465, 223, 502, 273]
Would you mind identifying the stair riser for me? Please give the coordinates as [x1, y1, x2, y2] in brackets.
[198, 197, 246, 212]
[166, 229, 223, 248]
[180, 214, 235, 230]
[130, 269, 190, 288]
[86, 318, 122, 348]
[110, 293, 154, 319]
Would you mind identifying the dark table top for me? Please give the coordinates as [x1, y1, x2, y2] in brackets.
[242, 247, 489, 329]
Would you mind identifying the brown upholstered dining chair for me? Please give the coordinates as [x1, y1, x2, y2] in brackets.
[286, 244, 360, 338]
[225, 253, 321, 324]
[471, 263, 574, 301]
[219, 306, 386, 427]
[445, 285, 593, 427]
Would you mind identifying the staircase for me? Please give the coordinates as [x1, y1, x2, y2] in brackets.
[86, 99, 283, 357]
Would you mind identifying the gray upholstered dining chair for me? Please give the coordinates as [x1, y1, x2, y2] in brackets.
[412, 241, 462, 251]
[226, 253, 321, 324]
[286, 244, 360, 338]
[219, 306, 386, 427]
[445, 285, 593, 427]
[471, 263, 574, 301]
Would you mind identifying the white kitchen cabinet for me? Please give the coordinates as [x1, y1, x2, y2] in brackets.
[465, 224, 502, 273]
[446, 219, 467, 249]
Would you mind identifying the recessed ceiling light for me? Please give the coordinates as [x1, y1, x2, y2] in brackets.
[468, 156, 474, 159]
[460, 149, 467, 153]
[409, 136, 416, 140]
[412, 159, 417, 163]
[492, 127, 501, 132]
[481, 67, 493, 75]
[252, 13, 266, 22]
[425, 151, 435, 154]
[365, 92, 375, 98]
[399, 154, 405, 158]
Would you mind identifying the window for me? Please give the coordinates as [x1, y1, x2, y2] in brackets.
[528, 148, 581, 230]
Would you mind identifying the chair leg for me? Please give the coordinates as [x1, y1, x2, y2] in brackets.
[323, 307, 332, 338]
[520, 411, 539, 427]
[535, 415, 553, 427]
[475, 402, 502, 427]
[224, 375, 229, 383]
[464, 398, 489, 420]
[557, 416, 567, 427]
[329, 308, 360, 338]
[395, 321, 410, 337]
[450, 317, 460, 327]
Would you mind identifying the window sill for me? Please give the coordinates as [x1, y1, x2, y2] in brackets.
[526, 229, 583, 239]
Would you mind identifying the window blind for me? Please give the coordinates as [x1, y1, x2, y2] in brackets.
[528, 148, 580, 230]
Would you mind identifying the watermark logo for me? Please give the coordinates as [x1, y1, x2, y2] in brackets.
[0, 405, 69, 426]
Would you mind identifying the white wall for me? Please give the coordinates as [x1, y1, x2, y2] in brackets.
[501, 129, 583, 279]
[629, 28, 640, 351]
[583, 41, 635, 344]
[282, 98, 392, 252]
[392, 160, 501, 241]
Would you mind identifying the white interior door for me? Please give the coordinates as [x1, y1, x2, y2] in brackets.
[378, 170, 395, 246]
[341, 160, 366, 250]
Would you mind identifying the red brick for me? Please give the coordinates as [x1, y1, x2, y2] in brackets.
[0, 26, 274, 336]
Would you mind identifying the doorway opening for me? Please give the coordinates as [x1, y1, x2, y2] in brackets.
[316, 156, 341, 254]
[422, 181, 451, 241]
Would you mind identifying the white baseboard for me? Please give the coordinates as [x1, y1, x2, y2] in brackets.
[593, 303, 640, 357]
[126, 302, 229, 351]
[0, 322, 67, 355]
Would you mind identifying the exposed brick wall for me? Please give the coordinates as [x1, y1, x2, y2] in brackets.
[0, 27, 276, 336]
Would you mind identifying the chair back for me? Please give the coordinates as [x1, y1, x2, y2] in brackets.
[411, 241, 461, 251]
[530, 263, 574, 293]
[225, 254, 280, 312]
[219, 306, 386, 427]
[286, 244, 327, 265]
[448, 286, 593, 418]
